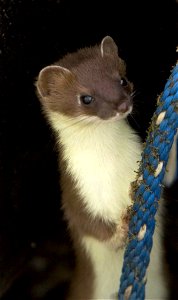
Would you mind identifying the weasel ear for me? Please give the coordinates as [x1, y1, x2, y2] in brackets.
[100, 36, 118, 58]
[36, 65, 73, 99]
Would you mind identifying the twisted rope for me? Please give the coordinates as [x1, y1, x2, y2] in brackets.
[118, 62, 178, 300]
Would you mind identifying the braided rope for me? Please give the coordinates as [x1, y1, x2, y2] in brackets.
[118, 62, 178, 300]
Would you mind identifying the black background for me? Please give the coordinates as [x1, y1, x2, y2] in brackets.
[0, 0, 178, 299]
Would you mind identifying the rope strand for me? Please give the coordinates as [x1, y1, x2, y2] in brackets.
[118, 62, 178, 300]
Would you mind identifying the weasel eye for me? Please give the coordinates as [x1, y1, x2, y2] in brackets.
[120, 77, 128, 87]
[80, 95, 94, 105]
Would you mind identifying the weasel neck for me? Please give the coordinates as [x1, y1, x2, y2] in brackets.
[48, 112, 142, 222]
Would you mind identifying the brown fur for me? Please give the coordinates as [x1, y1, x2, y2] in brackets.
[36, 36, 133, 299]
[36, 37, 133, 121]
[58, 152, 119, 300]
[59, 156, 117, 241]
[66, 238, 94, 300]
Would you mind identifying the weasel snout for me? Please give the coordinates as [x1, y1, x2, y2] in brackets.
[117, 99, 132, 114]
[115, 96, 133, 119]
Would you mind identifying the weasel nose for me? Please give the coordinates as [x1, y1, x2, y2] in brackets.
[117, 100, 131, 113]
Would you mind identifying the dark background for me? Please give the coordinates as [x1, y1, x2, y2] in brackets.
[0, 0, 178, 299]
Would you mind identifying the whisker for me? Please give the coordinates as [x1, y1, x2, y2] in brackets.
[60, 115, 100, 133]
[131, 89, 141, 99]
[129, 113, 141, 130]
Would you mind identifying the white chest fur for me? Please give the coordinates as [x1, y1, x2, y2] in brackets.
[82, 235, 125, 299]
[48, 112, 142, 223]
[48, 112, 167, 299]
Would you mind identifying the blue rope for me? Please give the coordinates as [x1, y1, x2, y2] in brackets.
[118, 62, 178, 300]
[177, 137, 178, 179]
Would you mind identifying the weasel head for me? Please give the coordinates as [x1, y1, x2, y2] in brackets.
[36, 36, 133, 123]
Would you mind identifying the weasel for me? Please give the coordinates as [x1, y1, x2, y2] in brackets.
[36, 36, 168, 299]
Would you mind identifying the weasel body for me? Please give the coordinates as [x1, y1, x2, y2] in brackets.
[36, 36, 168, 299]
